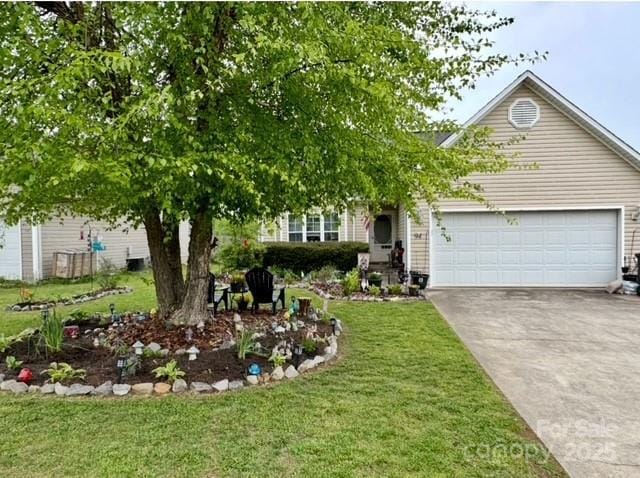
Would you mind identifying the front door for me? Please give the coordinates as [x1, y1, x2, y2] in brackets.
[370, 212, 394, 262]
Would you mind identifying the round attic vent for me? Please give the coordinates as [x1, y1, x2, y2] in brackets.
[508, 98, 540, 129]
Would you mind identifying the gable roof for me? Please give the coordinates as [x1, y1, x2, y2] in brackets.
[440, 70, 640, 170]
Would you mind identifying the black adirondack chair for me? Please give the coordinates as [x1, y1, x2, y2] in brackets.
[207, 273, 229, 313]
[245, 267, 286, 314]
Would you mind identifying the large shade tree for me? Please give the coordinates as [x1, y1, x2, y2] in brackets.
[0, 2, 538, 324]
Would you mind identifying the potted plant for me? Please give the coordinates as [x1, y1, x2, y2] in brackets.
[230, 272, 246, 293]
[408, 284, 420, 297]
[368, 272, 383, 288]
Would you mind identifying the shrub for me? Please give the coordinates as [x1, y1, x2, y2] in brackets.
[216, 240, 265, 271]
[152, 360, 186, 383]
[263, 242, 369, 274]
[309, 265, 338, 284]
[388, 284, 403, 295]
[45, 362, 86, 383]
[270, 267, 300, 285]
[302, 338, 318, 354]
[369, 285, 381, 297]
[235, 329, 258, 360]
[96, 257, 121, 290]
[341, 268, 361, 296]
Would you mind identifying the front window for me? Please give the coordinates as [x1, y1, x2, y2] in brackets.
[288, 215, 303, 242]
[286, 213, 340, 242]
[306, 214, 321, 242]
[324, 213, 339, 241]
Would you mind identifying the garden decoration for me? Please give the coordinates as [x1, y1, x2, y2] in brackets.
[63, 325, 80, 339]
[133, 341, 144, 356]
[330, 318, 337, 336]
[289, 297, 300, 317]
[185, 328, 193, 343]
[247, 362, 261, 376]
[293, 344, 303, 368]
[116, 356, 127, 383]
[17, 368, 33, 384]
[187, 346, 200, 361]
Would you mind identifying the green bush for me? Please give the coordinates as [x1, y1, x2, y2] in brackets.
[263, 242, 369, 274]
[216, 240, 265, 271]
[308, 265, 338, 284]
[342, 268, 361, 296]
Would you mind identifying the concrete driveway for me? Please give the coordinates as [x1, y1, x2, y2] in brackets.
[430, 288, 640, 478]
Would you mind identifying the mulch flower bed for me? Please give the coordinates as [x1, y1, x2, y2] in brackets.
[7, 287, 133, 312]
[0, 306, 341, 397]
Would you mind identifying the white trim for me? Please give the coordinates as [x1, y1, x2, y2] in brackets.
[428, 209, 433, 287]
[440, 70, 640, 170]
[31, 224, 42, 281]
[429, 207, 623, 288]
[406, 212, 412, 271]
[508, 97, 540, 129]
[342, 211, 348, 242]
[279, 216, 284, 241]
[15, 220, 23, 281]
[352, 214, 355, 241]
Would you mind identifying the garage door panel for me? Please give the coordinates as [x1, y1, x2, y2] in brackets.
[433, 211, 618, 286]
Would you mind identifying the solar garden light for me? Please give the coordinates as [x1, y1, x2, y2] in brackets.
[116, 356, 127, 384]
[187, 345, 200, 361]
[133, 340, 145, 356]
[293, 343, 304, 368]
[330, 317, 337, 335]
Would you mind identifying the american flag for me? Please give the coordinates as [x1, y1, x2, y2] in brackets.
[362, 214, 371, 232]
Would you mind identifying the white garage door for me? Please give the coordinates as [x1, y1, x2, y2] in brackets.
[0, 222, 22, 280]
[432, 210, 619, 287]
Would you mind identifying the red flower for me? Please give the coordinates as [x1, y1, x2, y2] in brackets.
[242, 239, 250, 248]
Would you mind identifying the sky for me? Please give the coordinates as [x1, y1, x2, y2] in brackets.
[446, 2, 640, 150]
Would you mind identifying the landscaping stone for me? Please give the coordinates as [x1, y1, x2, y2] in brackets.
[270, 366, 284, 381]
[190, 382, 212, 393]
[212, 379, 229, 392]
[154, 382, 172, 395]
[54, 383, 69, 396]
[146, 342, 162, 353]
[228, 380, 244, 390]
[7, 381, 28, 394]
[28, 385, 41, 393]
[132, 382, 154, 395]
[159, 348, 170, 357]
[40, 383, 55, 394]
[0, 373, 4, 382]
[246, 375, 259, 385]
[66, 384, 95, 396]
[95, 381, 113, 396]
[113, 384, 131, 396]
[172, 379, 188, 393]
[312, 355, 325, 366]
[174, 348, 187, 356]
[284, 365, 299, 379]
[219, 339, 235, 350]
[0, 379, 16, 391]
[297, 359, 315, 373]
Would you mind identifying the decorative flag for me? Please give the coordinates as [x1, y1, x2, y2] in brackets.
[362, 214, 371, 233]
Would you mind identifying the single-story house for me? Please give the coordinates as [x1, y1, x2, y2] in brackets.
[261, 71, 640, 287]
[0, 217, 191, 281]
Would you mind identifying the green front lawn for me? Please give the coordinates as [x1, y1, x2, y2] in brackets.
[0, 277, 564, 477]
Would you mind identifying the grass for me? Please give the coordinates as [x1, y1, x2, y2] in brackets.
[0, 274, 565, 477]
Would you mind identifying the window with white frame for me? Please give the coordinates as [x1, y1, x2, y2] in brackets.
[288, 215, 303, 242]
[306, 214, 321, 242]
[287, 213, 340, 242]
[324, 213, 339, 241]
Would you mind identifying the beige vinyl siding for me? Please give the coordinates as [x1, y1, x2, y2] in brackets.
[408, 203, 429, 272]
[419, 83, 640, 274]
[39, 217, 150, 278]
[20, 221, 33, 281]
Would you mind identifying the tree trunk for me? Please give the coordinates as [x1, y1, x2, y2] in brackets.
[144, 210, 185, 320]
[172, 209, 213, 325]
